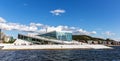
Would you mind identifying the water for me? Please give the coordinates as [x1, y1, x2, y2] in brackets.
[0, 46, 120, 61]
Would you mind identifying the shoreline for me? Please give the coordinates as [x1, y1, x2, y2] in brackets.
[0, 44, 112, 50]
[1, 47, 93, 50]
[108, 45, 120, 46]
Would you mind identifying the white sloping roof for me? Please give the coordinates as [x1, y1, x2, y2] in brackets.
[14, 39, 32, 44]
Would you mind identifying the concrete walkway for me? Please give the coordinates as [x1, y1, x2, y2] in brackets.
[1, 44, 112, 50]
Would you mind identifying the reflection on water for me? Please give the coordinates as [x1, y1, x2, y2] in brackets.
[0, 46, 120, 61]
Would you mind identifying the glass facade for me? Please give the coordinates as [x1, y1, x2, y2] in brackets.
[39, 31, 72, 41]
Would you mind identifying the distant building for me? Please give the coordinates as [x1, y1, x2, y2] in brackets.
[3, 36, 11, 42]
[0, 29, 14, 43]
[0, 31, 5, 43]
[87, 40, 93, 44]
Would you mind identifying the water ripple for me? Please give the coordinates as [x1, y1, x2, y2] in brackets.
[0, 46, 120, 61]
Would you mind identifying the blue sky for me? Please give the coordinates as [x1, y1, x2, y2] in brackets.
[0, 0, 120, 40]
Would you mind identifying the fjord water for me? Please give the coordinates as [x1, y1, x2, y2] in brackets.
[0, 46, 120, 61]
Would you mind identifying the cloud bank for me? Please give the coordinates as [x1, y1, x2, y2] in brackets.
[0, 17, 96, 35]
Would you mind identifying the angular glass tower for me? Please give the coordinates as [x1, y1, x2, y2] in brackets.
[39, 31, 72, 41]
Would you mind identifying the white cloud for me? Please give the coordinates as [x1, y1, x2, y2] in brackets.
[38, 28, 47, 33]
[91, 31, 97, 34]
[70, 27, 76, 30]
[102, 31, 115, 36]
[0, 23, 11, 30]
[73, 29, 96, 35]
[0, 17, 97, 35]
[40, 25, 96, 35]
[0, 17, 6, 23]
[50, 9, 65, 16]
[0, 22, 38, 32]
[30, 22, 48, 28]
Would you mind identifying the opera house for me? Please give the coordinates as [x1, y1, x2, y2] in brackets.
[17, 30, 80, 45]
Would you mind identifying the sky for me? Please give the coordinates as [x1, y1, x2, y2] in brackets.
[0, 0, 120, 41]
